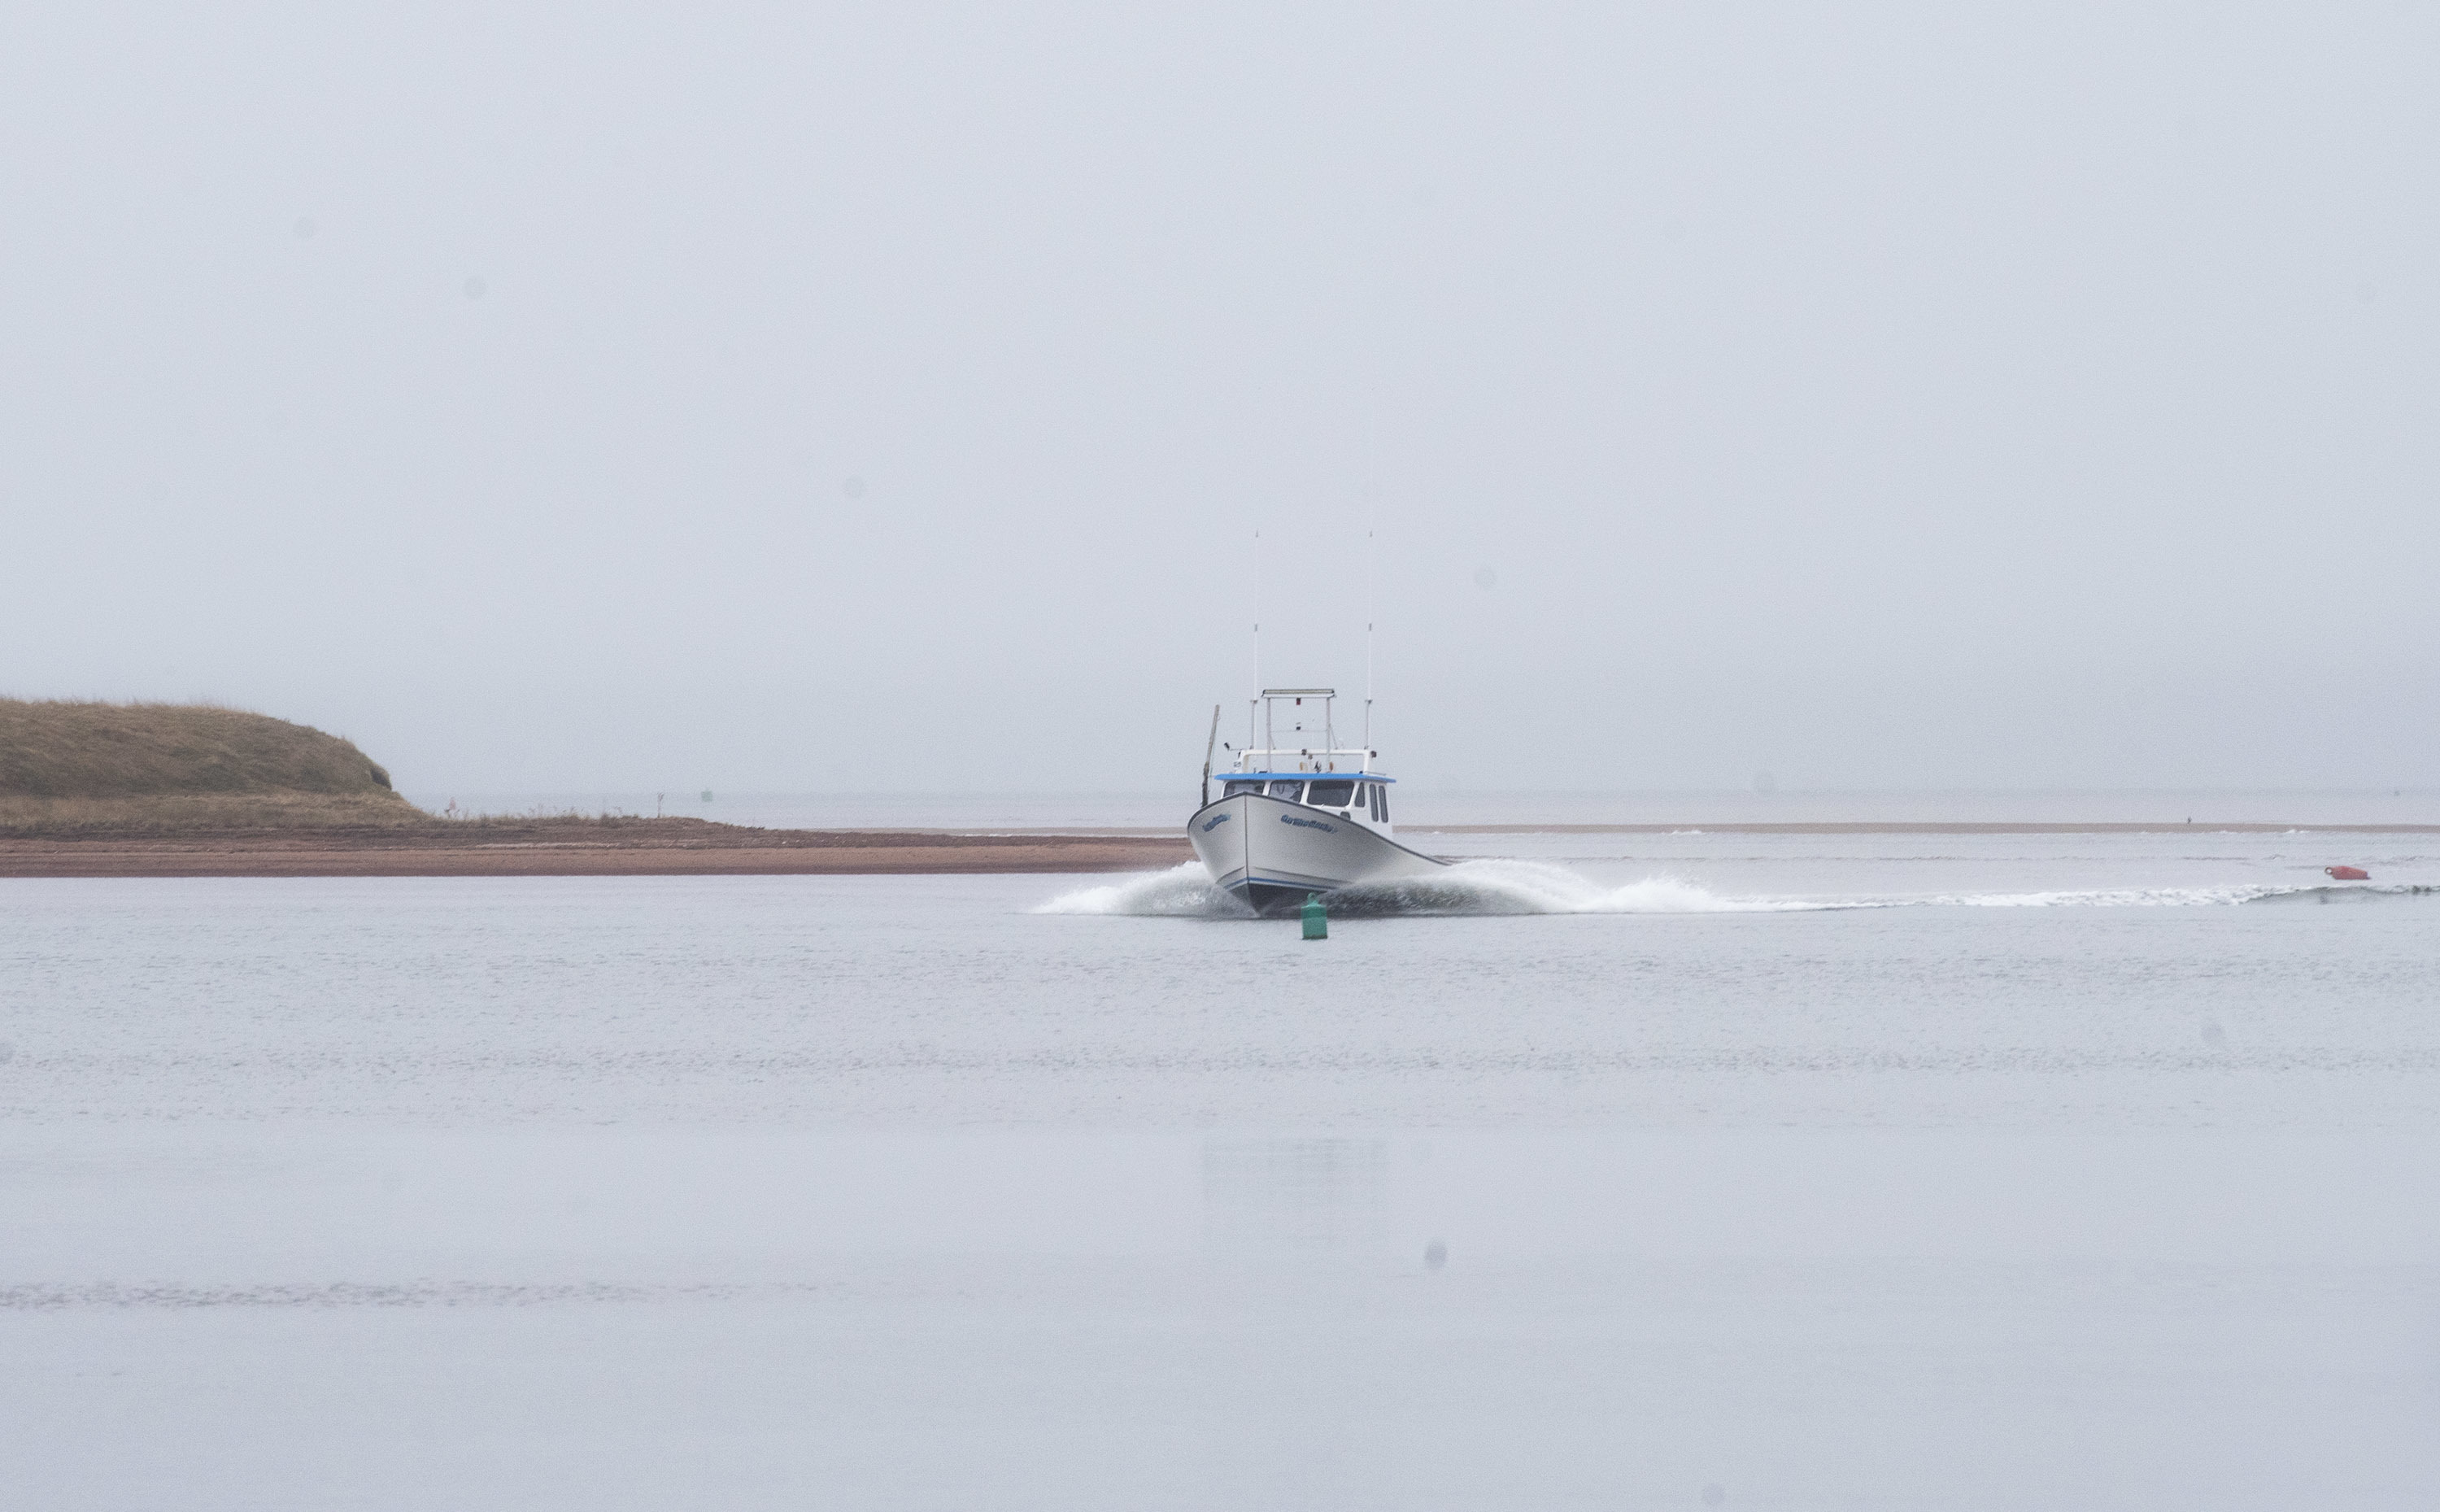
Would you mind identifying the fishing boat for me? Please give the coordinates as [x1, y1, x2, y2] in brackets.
[1187, 687, 1447, 916]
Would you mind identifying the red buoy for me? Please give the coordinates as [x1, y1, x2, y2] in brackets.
[2325, 865, 2370, 881]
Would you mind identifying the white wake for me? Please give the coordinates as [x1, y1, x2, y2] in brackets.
[1034, 861, 2431, 919]
[1321, 859, 1827, 916]
[1032, 859, 1823, 918]
[1033, 862, 1252, 917]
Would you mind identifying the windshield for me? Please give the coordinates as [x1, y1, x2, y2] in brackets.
[1222, 780, 1261, 798]
[1266, 781, 1305, 800]
[1305, 780, 1355, 807]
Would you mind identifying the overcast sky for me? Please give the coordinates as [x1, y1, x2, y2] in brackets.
[5, 4, 2435, 795]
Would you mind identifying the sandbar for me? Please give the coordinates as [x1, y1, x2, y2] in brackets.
[0, 826, 1192, 879]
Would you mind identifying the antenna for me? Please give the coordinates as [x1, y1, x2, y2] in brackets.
[1252, 528, 1262, 699]
[1250, 529, 1261, 764]
[1363, 529, 1375, 756]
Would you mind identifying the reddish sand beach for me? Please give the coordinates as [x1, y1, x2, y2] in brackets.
[2, 818, 2434, 878]
[0, 821, 1193, 878]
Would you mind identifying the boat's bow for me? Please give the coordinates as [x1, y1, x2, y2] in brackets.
[1187, 789, 1444, 916]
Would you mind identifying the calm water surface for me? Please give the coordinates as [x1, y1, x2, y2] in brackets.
[6, 831, 2438, 1508]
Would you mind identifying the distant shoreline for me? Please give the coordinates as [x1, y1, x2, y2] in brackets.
[0, 818, 2430, 878]
[0, 825, 1192, 878]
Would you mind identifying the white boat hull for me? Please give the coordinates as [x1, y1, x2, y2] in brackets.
[1186, 792, 1447, 915]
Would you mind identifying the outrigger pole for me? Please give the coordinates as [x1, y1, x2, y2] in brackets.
[1201, 704, 1221, 807]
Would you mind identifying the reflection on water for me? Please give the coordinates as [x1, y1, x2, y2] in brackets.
[1201, 1138, 1388, 1256]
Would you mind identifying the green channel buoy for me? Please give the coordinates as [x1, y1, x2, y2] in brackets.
[1301, 893, 1327, 940]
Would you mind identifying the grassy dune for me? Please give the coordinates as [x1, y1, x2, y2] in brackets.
[0, 700, 425, 831]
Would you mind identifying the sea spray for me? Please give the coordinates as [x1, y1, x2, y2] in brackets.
[1322, 860, 1815, 917]
[1033, 862, 1251, 918]
[1033, 859, 1813, 918]
[1033, 860, 2430, 919]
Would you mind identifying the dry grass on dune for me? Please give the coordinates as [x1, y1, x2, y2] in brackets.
[0, 699, 425, 832]
[0, 793, 430, 834]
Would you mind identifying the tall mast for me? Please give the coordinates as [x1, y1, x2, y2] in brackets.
[1251, 529, 1262, 765]
[1363, 529, 1375, 759]
[1252, 527, 1261, 702]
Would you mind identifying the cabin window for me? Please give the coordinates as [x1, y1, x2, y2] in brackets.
[1222, 780, 1260, 798]
[1305, 779, 1355, 808]
[1368, 785, 1383, 821]
[1378, 787, 1391, 822]
[1267, 780, 1305, 800]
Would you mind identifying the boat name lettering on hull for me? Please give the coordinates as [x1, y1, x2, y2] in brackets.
[1280, 814, 1337, 834]
[1200, 813, 1231, 832]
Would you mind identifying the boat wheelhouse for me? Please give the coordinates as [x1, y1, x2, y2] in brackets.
[1187, 687, 1446, 915]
